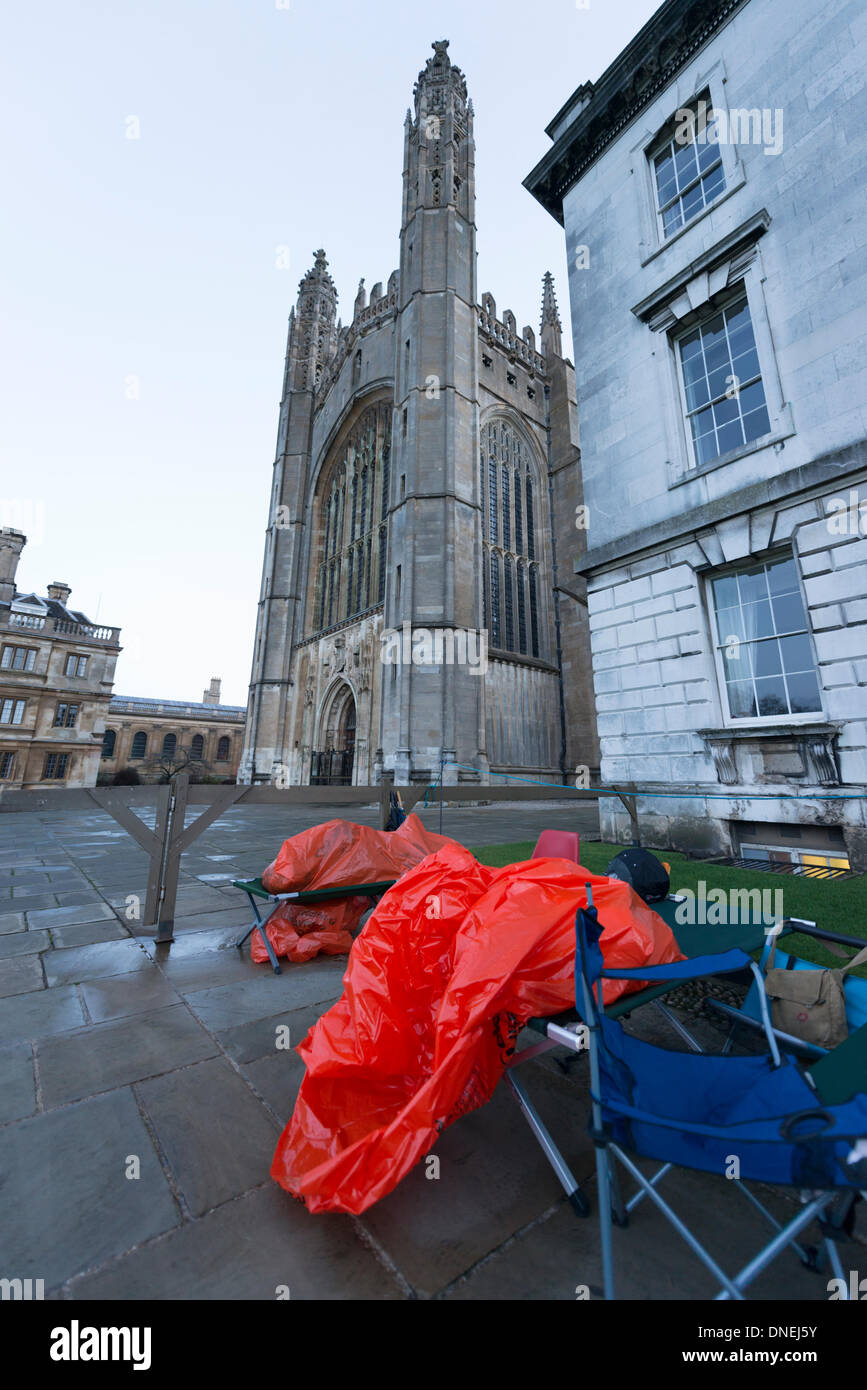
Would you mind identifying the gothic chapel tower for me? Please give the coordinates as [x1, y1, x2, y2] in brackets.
[382, 39, 486, 783]
[240, 41, 595, 786]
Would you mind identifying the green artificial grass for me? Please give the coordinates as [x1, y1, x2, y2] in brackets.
[470, 840, 867, 972]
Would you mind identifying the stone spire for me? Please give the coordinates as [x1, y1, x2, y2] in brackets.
[289, 249, 338, 392]
[401, 39, 474, 226]
[540, 270, 562, 358]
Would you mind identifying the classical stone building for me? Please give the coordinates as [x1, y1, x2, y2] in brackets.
[526, 0, 867, 868]
[0, 528, 121, 789]
[100, 679, 246, 783]
[241, 40, 596, 787]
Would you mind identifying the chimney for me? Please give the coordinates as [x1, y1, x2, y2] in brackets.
[0, 529, 26, 606]
[203, 677, 221, 705]
[47, 582, 72, 606]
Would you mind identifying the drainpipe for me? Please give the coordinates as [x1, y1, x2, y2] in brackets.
[544, 381, 568, 786]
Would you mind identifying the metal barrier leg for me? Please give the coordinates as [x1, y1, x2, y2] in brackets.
[504, 1070, 590, 1217]
[235, 892, 281, 975]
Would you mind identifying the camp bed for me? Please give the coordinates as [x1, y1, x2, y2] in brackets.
[571, 889, 867, 1300]
[503, 897, 791, 1217]
[233, 876, 397, 974]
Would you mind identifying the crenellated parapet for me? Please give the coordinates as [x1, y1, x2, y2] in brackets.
[353, 280, 399, 333]
[478, 296, 548, 374]
[314, 271, 400, 405]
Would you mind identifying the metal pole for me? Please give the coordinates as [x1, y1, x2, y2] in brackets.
[379, 779, 391, 830]
[436, 756, 444, 828]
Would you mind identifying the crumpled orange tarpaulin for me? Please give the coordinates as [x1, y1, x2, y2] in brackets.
[261, 813, 456, 895]
[250, 895, 373, 965]
[253, 814, 459, 965]
[271, 843, 684, 1214]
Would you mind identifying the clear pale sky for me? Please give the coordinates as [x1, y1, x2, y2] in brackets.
[2, 0, 660, 706]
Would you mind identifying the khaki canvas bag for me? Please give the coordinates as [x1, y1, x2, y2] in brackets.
[764, 936, 867, 1050]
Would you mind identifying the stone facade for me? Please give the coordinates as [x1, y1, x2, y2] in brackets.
[526, 0, 867, 866]
[99, 681, 246, 783]
[0, 529, 122, 789]
[241, 40, 597, 788]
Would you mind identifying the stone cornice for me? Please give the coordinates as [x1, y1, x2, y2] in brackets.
[574, 443, 867, 576]
[524, 0, 751, 224]
[630, 209, 770, 326]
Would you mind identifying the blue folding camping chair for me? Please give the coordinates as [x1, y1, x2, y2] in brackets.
[573, 885, 867, 1301]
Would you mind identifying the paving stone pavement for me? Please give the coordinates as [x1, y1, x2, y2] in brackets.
[0, 800, 852, 1300]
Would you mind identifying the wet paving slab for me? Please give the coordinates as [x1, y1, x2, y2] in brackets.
[0, 954, 45, 998]
[81, 966, 184, 1023]
[67, 1183, 402, 1301]
[443, 1165, 828, 1302]
[0, 983, 86, 1043]
[183, 961, 345, 1032]
[0, 928, 52, 958]
[0, 1041, 37, 1123]
[43, 939, 153, 987]
[135, 1057, 281, 1217]
[50, 919, 131, 949]
[0, 1088, 181, 1287]
[37, 1005, 220, 1108]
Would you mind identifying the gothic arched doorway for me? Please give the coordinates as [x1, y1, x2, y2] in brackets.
[311, 682, 356, 785]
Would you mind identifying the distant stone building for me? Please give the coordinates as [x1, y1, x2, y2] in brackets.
[0, 529, 121, 789]
[241, 39, 597, 787]
[526, 0, 867, 868]
[100, 679, 246, 783]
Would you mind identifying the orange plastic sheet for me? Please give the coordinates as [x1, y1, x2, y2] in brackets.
[250, 896, 372, 965]
[271, 843, 684, 1214]
[261, 812, 456, 895]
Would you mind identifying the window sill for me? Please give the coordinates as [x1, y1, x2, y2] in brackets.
[699, 722, 843, 787]
[667, 404, 795, 490]
[640, 169, 746, 269]
[700, 721, 838, 741]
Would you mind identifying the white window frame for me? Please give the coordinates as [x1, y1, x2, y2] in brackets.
[633, 61, 746, 266]
[705, 552, 825, 729]
[648, 90, 727, 244]
[673, 290, 771, 472]
[633, 221, 795, 487]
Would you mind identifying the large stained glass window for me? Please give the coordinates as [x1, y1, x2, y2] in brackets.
[480, 418, 546, 658]
[311, 403, 391, 633]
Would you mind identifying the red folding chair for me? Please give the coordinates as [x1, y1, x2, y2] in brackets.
[531, 829, 581, 864]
